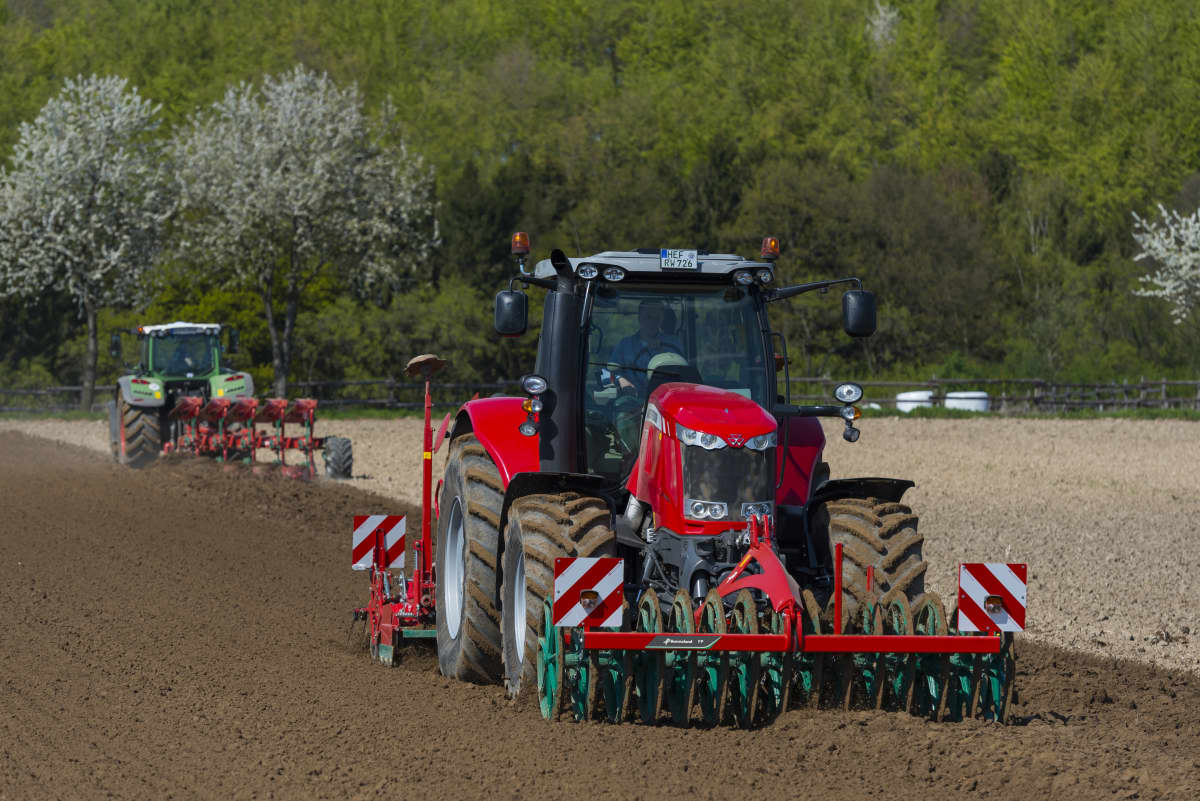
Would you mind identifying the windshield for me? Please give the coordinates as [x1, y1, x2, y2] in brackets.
[151, 333, 217, 376]
[582, 284, 771, 480]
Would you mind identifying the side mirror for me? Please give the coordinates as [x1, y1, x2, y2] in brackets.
[494, 289, 528, 337]
[842, 290, 876, 337]
[108, 332, 122, 359]
[226, 328, 240, 354]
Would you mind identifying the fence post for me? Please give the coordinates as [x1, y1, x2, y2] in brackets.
[1161, 377, 1167, 409]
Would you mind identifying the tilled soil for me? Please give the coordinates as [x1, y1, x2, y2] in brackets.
[2, 432, 1200, 800]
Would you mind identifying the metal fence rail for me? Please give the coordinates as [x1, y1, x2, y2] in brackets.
[2, 376, 1198, 413]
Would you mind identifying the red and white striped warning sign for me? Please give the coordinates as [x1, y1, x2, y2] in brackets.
[552, 557, 624, 628]
[957, 562, 1027, 633]
[352, 515, 406, 571]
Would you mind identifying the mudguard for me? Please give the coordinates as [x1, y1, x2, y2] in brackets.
[117, 375, 166, 407]
[808, 476, 915, 506]
[447, 397, 538, 487]
[209, 371, 254, 400]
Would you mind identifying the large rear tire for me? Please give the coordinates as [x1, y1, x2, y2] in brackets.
[120, 399, 162, 469]
[501, 493, 616, 699]
[820, 497, 926, 625]
[435, 435, 504, 683]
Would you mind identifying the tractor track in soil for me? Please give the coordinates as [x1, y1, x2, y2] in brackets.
[2, 431, 1198, 800]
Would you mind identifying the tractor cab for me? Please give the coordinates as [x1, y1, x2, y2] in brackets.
[141, 324, 221, 379]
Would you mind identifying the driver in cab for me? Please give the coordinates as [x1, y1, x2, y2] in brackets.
[608, 299, 681, 397]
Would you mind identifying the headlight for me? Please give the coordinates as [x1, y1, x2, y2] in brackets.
[740, 501, 774, 519]
[576, 263, 599, 279]
[602, 266, 626, 281]
[744, 431, 776, 451]
[521, 374, 548, 395]
[734, 270, 755, 286]
[833, 382, 864, 404]
[676, 423, 727, 450]
[685, 499, 729, 520]
[755, 269, 774, 284]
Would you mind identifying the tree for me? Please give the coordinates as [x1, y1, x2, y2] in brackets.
[1132, 203, 1200, 323]
[0, 74, 167, 410]
[170, 64, 439, 396]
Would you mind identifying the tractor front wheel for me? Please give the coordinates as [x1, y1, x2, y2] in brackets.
[818, 496, 927, 626]
[501, 492, 616, 699]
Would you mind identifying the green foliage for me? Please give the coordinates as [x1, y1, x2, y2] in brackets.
[2, 0, 1199, 390]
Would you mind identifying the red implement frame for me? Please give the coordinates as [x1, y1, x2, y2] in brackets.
[351, 363, 443, 636]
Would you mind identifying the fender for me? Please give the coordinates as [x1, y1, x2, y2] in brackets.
[116, 375, 166, 407]
[446, 397, 539, 487]
[494, 470, 619, 609]
[774, 414, 826, 506]
[807, 477, 914, 507]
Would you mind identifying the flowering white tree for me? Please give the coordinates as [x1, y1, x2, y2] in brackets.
[0, 75, 168, 410]
[171, 65, 440, 396]
[1132, 203, 1200, 323]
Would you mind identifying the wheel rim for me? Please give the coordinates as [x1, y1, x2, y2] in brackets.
[696, 588, 728, 726]
[443, 498, 466, 640]
[514, 549, 527, 656]
[664, 590, 696, 726]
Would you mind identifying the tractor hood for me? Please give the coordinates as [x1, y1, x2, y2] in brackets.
[649, 383, 776, 444]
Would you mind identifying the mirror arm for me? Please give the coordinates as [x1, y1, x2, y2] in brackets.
[766, 276, 863, 302]
[512, 274, 555, 291]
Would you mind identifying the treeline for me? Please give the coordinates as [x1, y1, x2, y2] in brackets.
[2, 0, 1199, 396]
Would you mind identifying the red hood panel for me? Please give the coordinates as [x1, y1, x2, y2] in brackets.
[650, 383, 776, 441]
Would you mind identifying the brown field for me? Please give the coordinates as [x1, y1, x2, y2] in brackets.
[1, 417, 1199, 799]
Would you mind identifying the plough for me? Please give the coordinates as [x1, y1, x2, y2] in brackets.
[166, 396, 341, 478]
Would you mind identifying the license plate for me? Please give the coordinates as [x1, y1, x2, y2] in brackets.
[660, 248, 698, 270]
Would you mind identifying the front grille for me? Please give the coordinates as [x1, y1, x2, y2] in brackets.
[681, 444, 773, 517]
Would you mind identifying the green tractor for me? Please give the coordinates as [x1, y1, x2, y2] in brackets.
[106, 321, 352, 476]
[107, 322, 254, 467]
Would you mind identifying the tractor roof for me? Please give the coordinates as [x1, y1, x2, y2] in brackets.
[532, 250, 773, 281]
[138, 322, 221, 336]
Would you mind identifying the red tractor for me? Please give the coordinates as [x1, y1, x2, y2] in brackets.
[356, 235, 1024, 726]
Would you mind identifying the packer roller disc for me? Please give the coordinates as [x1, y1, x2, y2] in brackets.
[793, 589, 825, 709]
[837, 593, 883, 711]
[908, 592, 950, 719]
[876, 596, 912, 711]
[759, 606, 792, 724]
[728, 589, 761, 728]
[632, 592, 664, 724]
[664, 590, 697, 726]
[695, 588, 729, 726]
[536, 598, 566, 721]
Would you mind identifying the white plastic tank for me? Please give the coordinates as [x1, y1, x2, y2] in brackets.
[944, 390, 990, 412]
[894, 389, 933, 412]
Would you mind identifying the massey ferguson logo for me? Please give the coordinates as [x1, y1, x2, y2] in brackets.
[727, 434, 745, 447]
[646, 634, 721, 650]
